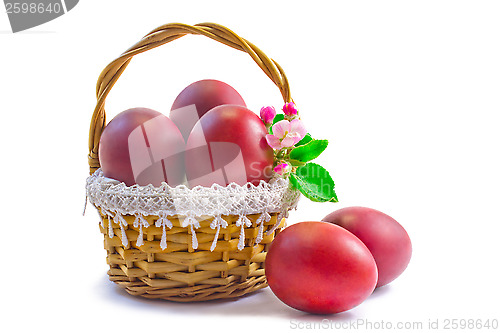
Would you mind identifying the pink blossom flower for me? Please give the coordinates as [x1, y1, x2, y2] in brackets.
[283, 102, 298, 117]
[274, 163, 291, 175]
[260, 106, 276, 124]
[266, 119, 307, 150]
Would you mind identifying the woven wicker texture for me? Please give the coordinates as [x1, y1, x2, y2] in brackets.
[87, 23, 294, 301]
[100, 211, 285, 301]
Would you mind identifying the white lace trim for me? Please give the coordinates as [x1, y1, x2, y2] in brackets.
[85, 169, 300, 251]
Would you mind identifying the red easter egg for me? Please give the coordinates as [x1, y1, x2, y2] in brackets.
[170, 79, 246, 141]
[266, 222, 378, 314]
[99, 107, 185, 187]
[184, 105, 273, 187]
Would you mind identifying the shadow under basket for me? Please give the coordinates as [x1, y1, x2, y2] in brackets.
[99, 211, 285, 302]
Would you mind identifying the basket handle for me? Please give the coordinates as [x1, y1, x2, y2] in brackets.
[88, 22, 292, 174]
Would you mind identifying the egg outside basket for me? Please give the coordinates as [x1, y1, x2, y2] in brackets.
[86, 23, 300, 302]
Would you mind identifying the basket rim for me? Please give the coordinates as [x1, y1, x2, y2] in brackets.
[86, 168, 299, 252]
[85, 168, 300, 223]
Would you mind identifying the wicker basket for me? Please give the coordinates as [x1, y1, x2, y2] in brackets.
[87, 22, 296, 302]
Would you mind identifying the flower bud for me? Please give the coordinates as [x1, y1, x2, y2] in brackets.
[274, 163, 291, 175]
[283, 102, 298, 117]
[260, 106, 276, 124]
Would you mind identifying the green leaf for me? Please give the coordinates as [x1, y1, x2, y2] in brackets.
[296, 133, 312, 146]
[289, 163, 338, 202]
[269, 114, 285, 134]
[289, 139, 328, 162]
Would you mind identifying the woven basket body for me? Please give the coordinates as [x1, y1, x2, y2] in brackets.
[87, 23, 296, 301]
[99, 211, 285, 301]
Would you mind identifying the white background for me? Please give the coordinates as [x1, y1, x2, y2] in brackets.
[1, 1, 499, 332]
